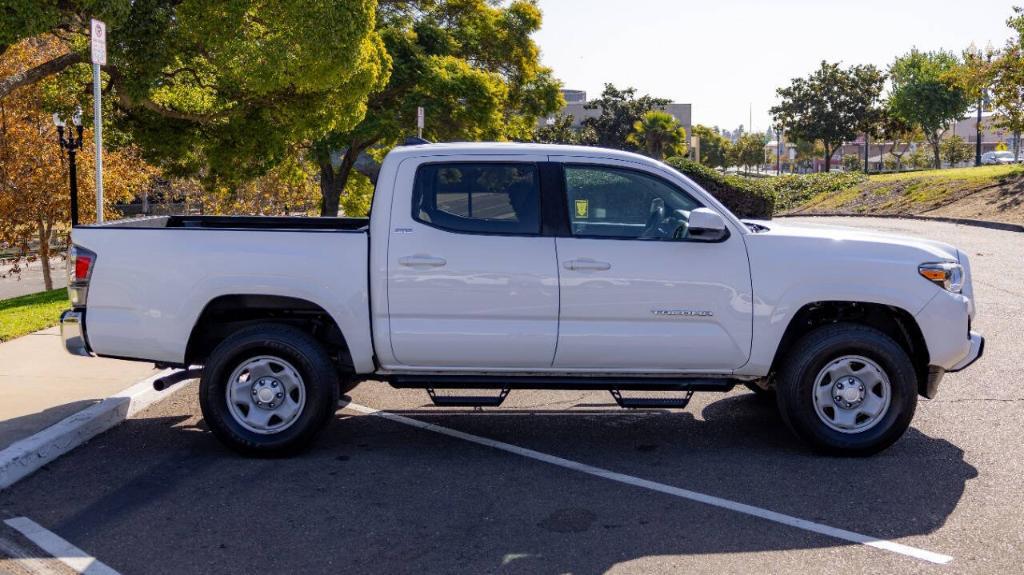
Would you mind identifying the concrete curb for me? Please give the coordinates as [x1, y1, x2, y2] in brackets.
[776, 213, 1024, 233]
[0, 369, 188, 490]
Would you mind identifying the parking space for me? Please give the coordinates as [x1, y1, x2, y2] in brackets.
[0, 217, 1021, 574]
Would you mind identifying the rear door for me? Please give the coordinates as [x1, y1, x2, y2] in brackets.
[550, 157, 753, 372]
[385, 155, 560, 369]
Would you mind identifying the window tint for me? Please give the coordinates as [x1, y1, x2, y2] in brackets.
[413, 163, 541, 235]
[564, 166, 701, 240]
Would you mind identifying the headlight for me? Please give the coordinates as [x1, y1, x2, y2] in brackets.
[918, 262, 963, 293]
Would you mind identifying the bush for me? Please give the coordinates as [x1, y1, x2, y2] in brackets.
[841, 154, 862, 172]
[909, 147, 934, 170]
[665, 157, 775, 219]
[770, 171, 867, 212]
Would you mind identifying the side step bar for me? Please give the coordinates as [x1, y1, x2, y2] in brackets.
[610, 389, 694, 409]
[391, 374, 738, 392]
[427, 388, 510, 407]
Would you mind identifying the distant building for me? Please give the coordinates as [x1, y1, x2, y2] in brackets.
[560, 89, 587, 104]
[542, 88, 692, 142]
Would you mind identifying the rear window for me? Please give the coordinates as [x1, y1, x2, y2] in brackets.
[412, 163, 541, 235]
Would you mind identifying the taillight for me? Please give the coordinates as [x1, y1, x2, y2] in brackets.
[68, 246, 96, 307]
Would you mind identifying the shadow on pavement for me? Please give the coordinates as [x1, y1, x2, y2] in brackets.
[0, 400, 101, 450]
[0, 392, 976, 574]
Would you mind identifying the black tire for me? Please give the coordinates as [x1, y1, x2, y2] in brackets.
[199, 324, 340, 456]
[775, 323, 917, 456]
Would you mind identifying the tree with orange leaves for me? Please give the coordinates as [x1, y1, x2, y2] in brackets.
[0, 37, 155, 291]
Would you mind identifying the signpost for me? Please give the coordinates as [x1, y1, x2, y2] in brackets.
[90, 19, 106, 223]
[417, 106, 424, 139]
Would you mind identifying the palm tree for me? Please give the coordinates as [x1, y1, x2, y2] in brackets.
[626, 110, 688, 159]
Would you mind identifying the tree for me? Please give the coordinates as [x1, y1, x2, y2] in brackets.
[771, 61, 886, 172]
[691, 124, 729, 168]
[842, 154, 862, 172]
[626, 110, 687, 160]
[889, 49, 970, 169]
[533, 114, 597, 145]
[582, 84, 671, 151]
[732, 133, 766, 174]
[791, 138, 823, 172]
[991, 9, 1024, 161]
[877, 108, 920, 171]
[0, 38, 155, 290]
[0, 0, 390, 187]
[313, 0, 562, 216]
[940, 135, 973, 166]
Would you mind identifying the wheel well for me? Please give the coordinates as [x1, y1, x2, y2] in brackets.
[185, 295, 352, 371]
[771, 301, 930, 394]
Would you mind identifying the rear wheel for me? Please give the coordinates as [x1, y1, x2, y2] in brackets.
[199, 324, 340, 456]
[775, 323, 917, 455]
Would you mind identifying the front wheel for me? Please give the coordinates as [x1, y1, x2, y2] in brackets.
[775, 323, 917, 456]
[199, 324, 340, 456]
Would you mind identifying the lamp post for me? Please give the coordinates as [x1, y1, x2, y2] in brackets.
[774, 125, 783, 175]
[973, 42, 995, 167]
[53, 108, 83, 226]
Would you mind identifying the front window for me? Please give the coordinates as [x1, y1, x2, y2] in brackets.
[564, 165, 702, 240]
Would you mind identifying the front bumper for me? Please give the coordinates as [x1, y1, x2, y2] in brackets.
[949, 330, 984, 372]
[60, 309, 92, 357]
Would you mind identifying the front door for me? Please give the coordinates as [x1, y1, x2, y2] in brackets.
[386, 156, 560, 369]
[551, 159, 753, 372]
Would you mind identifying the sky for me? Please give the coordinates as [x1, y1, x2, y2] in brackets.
[532, 0, 1017, 134]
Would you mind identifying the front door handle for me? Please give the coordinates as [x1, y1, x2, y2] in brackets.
[564, 258, 611, 271]
[398, 255, 447, 268]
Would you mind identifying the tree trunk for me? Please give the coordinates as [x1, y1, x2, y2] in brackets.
[319, 148, 358, 217]
[823, 145, 832, 173]
[932, 141, 942, 169]
[36, 218, 52, 291]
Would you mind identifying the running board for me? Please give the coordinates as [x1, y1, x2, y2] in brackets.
[426, 388, 510, 407]
[610, 389, 694, 409]
[390, 374, 737, 392]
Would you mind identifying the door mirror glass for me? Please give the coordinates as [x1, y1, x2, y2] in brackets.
[686, 208, 728, 242]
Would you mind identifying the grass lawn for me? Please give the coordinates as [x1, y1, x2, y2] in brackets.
[786, 164, 1024, 224]
[866, 164, 1024, 183]
[0, 288, 69, 343]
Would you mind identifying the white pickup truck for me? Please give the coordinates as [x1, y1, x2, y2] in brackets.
[60, 143, 983, 456]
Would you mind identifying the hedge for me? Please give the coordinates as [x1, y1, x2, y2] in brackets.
[664, 157, 775, 219]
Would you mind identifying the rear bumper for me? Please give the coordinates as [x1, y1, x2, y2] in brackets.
[60, 309, 92, 357]
[948, 331, 984, 372]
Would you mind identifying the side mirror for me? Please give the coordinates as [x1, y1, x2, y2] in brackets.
[687, 208, 728, 242]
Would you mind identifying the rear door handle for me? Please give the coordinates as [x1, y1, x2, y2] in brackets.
[564, 258, 611, 271]
[398, 255, 447, 268]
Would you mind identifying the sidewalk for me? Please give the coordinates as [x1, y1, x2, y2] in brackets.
[0, 327, 158, 449]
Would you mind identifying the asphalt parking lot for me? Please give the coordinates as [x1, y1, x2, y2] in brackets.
[0, 216, 1021, 574]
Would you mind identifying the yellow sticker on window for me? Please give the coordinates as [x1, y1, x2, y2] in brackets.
[574, 199, 589, 218]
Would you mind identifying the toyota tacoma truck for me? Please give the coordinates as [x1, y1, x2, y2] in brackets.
[59, 143, 983, 456]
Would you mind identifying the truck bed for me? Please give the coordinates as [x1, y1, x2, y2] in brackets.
[80, 215, 369, 231]
[72, 217, 374, 371]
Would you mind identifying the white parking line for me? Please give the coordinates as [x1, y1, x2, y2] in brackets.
[345, 402, 953, 566]
[4, 517, 120, 575]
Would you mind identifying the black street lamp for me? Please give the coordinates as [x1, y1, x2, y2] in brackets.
[774, 126, 783, 175]
[53, 108, 83, 226]
[973, 42, 995, 167]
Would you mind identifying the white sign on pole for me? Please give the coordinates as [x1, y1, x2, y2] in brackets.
[90, 19, 106, 66]
[416, 106, 424, 138]
[91, 19, 106, 222]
